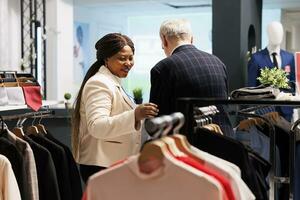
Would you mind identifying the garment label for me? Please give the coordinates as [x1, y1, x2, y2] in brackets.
[284, 65, 291, 73]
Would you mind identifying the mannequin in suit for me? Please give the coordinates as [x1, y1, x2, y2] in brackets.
[247, 21, 295, 121]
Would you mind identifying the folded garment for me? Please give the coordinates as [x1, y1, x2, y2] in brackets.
[6, 87, 26, 105]
[230, 85, 280, 100]
[0, 87, 8, 106]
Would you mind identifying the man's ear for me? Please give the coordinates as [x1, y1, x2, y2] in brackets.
[162, 35, 168, 48]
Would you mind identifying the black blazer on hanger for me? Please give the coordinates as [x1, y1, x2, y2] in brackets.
[23, 135, 61, 200]
[192, 127, 269, 200]
[44, 131, 83, 200]
[0, 137, 28, 200]
[29, 134, 72, 200]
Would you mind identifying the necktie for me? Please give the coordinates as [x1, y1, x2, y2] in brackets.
[22, 86, 42, 111]
[272, 52, 278, 67]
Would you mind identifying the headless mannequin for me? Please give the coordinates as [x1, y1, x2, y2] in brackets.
[267, 21, 284, 68]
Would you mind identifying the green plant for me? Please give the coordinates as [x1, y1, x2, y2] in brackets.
[64, 93, 72, 101]
[257, 67, 290, 89]
[132, 88, 143, 99]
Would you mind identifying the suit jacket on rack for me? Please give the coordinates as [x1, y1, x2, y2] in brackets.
[29, 134, 72, 200]
[77, 66, 141, 167]
[193, 128, 270, 200]
[23, 135, 61, 200]
[0, 137, 28, 200]
[149, 44, 233, 136]
[44, 131, 82, 200]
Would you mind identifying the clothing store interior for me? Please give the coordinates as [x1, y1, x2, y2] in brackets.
[1, 0, 300, 200]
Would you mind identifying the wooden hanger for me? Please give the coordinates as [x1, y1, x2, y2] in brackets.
[26, 116, 39, 135]
[36, 124, 47, 134]
[254, 117, 265, 126]
[211, 123, 224, 135]
[170, 113, 205, 164]
[139, 113, 189, 174]
[159, 115, 185, 157]
[139, 115, 171, 166]
[202, 124, 215, 132]
[170, 113, 193, 152]
[26, 125, 39, 135]
[238, 118, 256, 131]
[12, 118, 26, 138]
[169, 113, 192, 150]
[36, 116, 47, 134]
[138, 140, 169, 174]
[264, 112, 280, 124]
[161, 136, 185, 157]
[12, 127, 25, 138]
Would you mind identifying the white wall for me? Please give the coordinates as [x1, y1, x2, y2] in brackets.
[74, 6, 128, 69]
[0, 0, 21, 71]
[261, 9, 281, 50]
[73, 5, 214, 101]
[46, 0, 74, 100]
[281, 10, 300, 52]
[71, 6, 128, 100]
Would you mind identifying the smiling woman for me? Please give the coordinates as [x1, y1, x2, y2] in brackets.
[71, 33, 159, 183]
[105, 45, 134, 78]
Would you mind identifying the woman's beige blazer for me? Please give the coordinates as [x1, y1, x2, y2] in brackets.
[76, 66, 141, 167]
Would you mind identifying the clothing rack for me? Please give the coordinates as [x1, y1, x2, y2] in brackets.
[290, 118, 300, 200]
[0, 110, 55, 121]
[176, 97, 300, 200]
[145, 112, 185, 139]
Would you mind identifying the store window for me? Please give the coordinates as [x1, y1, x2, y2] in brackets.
[74, 3, 212, 101]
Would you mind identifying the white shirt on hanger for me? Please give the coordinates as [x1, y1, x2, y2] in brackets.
[0, 155, 21, 200]
[86, 154, 224, 200]
[191, 146, 255, 200]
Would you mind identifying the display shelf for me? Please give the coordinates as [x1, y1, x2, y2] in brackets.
[0, 100, 64, 111]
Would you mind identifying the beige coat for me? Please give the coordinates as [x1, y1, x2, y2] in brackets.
[76, 66, 141, 167]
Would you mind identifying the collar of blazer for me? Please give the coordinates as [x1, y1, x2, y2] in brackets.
[99, 65, 135, 109]
[171, 44, 194, 55]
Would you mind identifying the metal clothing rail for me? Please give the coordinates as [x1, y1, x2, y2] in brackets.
[0, 110, 55, 121]
[176, 97, 300, 200]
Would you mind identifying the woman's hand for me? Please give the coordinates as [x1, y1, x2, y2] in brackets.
[135, 103, 159, 121]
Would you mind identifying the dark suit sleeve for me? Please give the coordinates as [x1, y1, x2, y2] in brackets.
[150, 67, 162, 108]
[247, 55, 260, 87]
[150, 66, 171, 115]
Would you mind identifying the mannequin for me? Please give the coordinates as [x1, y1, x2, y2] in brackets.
[248, 21, 295, 87]
[267, 21, 284, 69]
[247, 21, 295, 121]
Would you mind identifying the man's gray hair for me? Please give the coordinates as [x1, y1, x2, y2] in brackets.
[160, 19, 192, 39]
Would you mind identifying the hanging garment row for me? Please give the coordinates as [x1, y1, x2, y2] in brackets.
[83, 112, 255, 200]
[234, 106, 300, 200]
[0, 110, 82, 200]
[176, 98, 300, 200]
